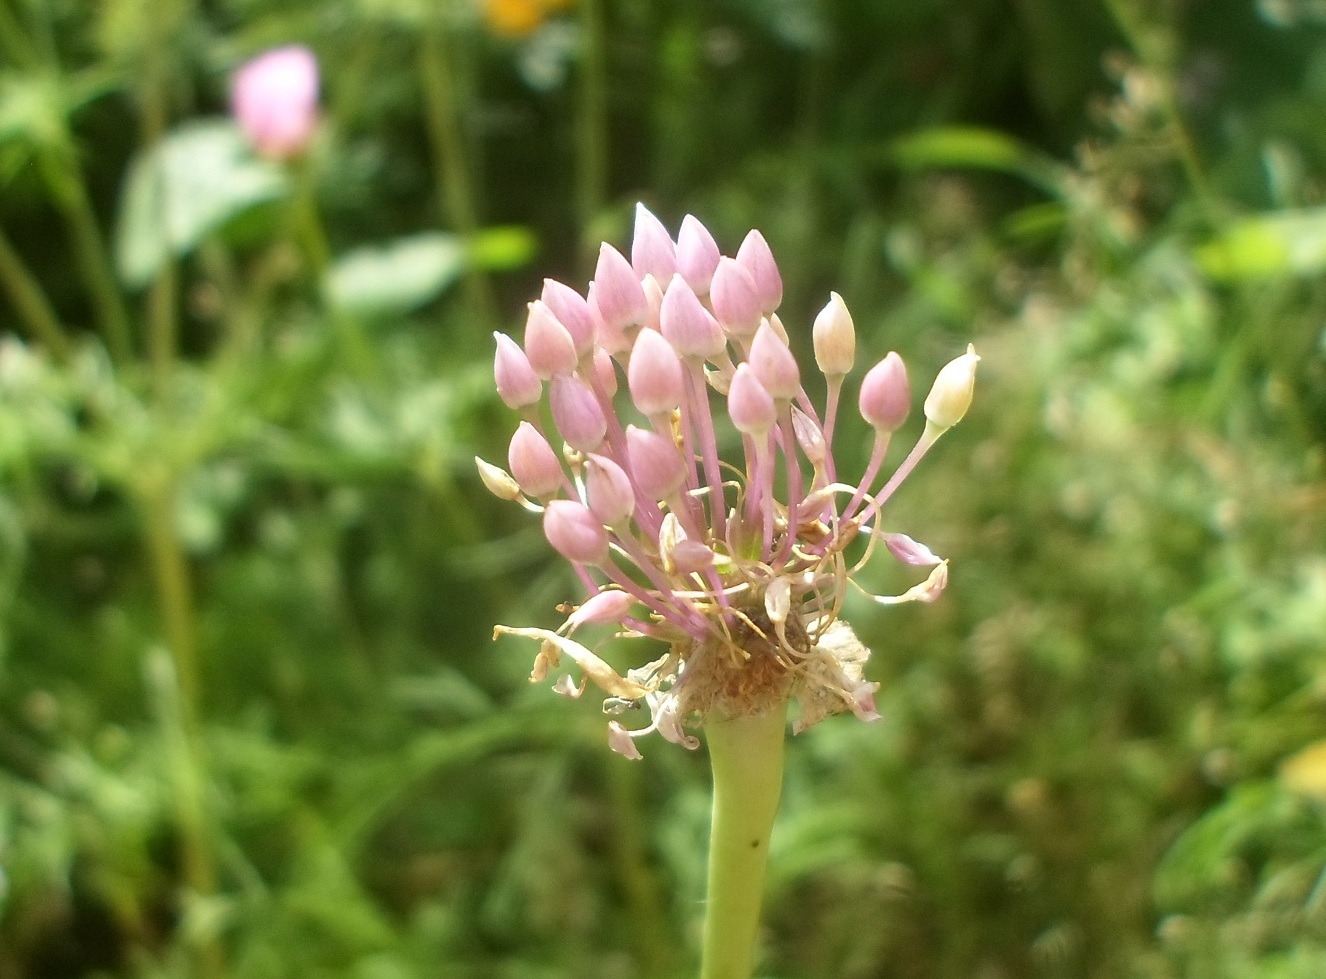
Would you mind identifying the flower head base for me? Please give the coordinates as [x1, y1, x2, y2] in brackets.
[482, 206, 978, 758]
[231, 45, 320, 160]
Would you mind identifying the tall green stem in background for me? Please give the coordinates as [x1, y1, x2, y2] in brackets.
[142, 479, 222, 979]
[575, 0, 609, 273]
[0, 225, 72, 358]
[417, 18, 498, 328]
[699, 707, 788, 979]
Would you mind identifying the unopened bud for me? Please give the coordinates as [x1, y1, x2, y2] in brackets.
[475, 456, 522, 501]
[627, 327, 685, 416]
[727, 363, 776, 436]
[632, 203, 677, 283]
[676, 214, 720, 294]
[625, 424, 686, 500]
[859, 352, 910, 433]
[747, 321, 800, 401]
[812, 292, 855, 377]
[660, 274, 725, 360]
[494, 332, 541, 409]
[541, 279, 596, 357]
[923, 344, 979, 430]
[592, 243, 646, 335]
[549, 374, 608, 452]
[508, 422, 563, 498]
[735, 229, 783, 314]
[586, 453, 635, 526]
[524, 300, 578, 378]
[543, 499, 609, 565]
[710, 257, 761, 338]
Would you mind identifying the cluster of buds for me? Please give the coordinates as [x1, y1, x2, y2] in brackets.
[479, 205, 978, 758]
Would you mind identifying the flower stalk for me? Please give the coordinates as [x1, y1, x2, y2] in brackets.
[700, 706, 787, 979]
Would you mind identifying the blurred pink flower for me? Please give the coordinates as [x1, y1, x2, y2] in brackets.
[230, 46, 319, 160]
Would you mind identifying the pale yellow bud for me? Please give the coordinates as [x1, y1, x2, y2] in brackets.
[923, 344, 980, 430]
[812, 291, 856, 377]
[475, 456, 522, 501]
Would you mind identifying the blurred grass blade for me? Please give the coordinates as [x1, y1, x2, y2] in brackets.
[890, 126, 1065, 194]
[1195, 207, 1326, 281]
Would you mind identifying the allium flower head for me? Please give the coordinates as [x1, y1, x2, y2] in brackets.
[230, 46, 320, 160]
[481, 206, 978, 758]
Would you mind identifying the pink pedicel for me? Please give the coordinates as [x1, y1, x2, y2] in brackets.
[231, 45, 319, 160]
[483, 206, 977, 757]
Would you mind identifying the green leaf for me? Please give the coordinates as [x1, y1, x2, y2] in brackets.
[467, 225, 538, 271]
[1195, 208, 1326, 281]
[114, 120, 288, 288]
[325, 232, 467, 316]
[890, 126, 1062, 193]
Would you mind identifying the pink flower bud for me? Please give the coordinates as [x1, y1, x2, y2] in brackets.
[625, 424, 686, 500]
[508, 422, 563, 497]
[543, 499, 609, 565]
[549, 374, 607, 452]
[660, 275, 725, 360]
[231, 46, 319, 160]
[883, 532, 942, 566]
[812, 291, 855, 377]
[747, 320, 800, 401]
[592, 347, 619, 397]
[727, 363, 776, 436]
[493, 332, 542, 409]
[541, 279, 596, 357]
[631, 203, 678, 283]
[735, 229, 782, 315]
[709, 257, 762, 338]
[858, 352, 910, 433]
[586, 453, 635, 525]
[592, 243, 646, 336]
[641, 273, 664, 334]
[628, 327, 685, 416]
[566, 589, 636, 630]
[524, 300, 578, 378]
[923, 344, 980, 430]
[669, 538, 715, 574]
[676, 215, 721, 294]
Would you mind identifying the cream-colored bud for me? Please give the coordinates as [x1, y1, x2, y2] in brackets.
[923, 344, 979, 430]
[812, 291, 855, 377]
[475, 456, 522, 501]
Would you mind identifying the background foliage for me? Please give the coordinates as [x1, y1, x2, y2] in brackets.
[2, 0, 1325, 977]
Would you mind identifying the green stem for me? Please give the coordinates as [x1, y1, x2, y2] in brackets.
[39, 150, 134, 363]
[142, 481, 222, 979]
[0, 224, 72, 358]
[575, 0, 608, 274]
[417, 18, 498, 327]
[699, 706, 788, 979]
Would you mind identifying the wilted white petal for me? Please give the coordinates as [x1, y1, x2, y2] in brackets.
[866, 561, 949, 605]
[494, 626, 649, 699]
[608, 721, 645, 760]
[552, 674, 587, 698]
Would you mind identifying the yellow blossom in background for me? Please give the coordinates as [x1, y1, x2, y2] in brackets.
[1281, 739, 1326, 801]
[481, 0, 574, 37]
